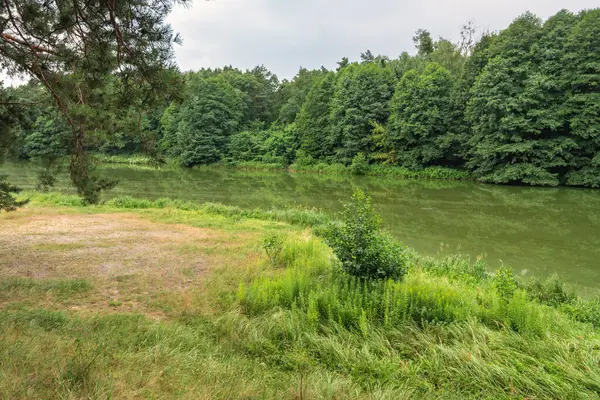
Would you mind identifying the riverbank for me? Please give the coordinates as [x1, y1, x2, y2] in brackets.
[1, 193, 599, 398]
[3, 162, 600, 292]
[95, 153, 470, 180]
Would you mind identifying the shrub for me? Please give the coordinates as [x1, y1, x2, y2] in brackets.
[350, 152, 368, 175]
[293, 149, 316, 167]
[493, 267, 517, 301]
[324, 188, 406, 280]
[559, 296, 600, 328]
[521, 274, 575, 306]
[262, 234, 284, 264]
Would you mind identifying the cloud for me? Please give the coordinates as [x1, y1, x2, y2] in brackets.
[168, 0, 598, 79]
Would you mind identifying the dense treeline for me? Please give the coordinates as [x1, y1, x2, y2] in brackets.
[6, 8, 600, 187]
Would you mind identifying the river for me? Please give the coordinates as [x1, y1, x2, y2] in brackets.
[3, 161, 600, 293]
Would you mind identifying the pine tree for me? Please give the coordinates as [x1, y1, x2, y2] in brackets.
[0, 0, 186, 202]
[0, 83, 26, 210]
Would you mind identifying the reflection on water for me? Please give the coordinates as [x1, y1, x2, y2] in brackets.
[3, 162, 600, 292]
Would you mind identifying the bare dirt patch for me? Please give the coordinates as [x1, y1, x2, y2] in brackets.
[0, 210, 258, 316]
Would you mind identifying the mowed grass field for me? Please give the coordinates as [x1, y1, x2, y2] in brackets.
[1, 194, 599, 399]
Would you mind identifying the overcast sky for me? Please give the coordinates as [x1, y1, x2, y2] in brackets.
[167, 0, 598, 79]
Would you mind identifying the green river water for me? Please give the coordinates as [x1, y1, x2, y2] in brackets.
[3, 161, 600, 293]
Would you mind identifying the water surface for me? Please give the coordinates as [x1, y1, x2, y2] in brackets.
[3, 162, 600, 292]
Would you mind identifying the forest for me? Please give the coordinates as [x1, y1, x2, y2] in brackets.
[4, 8, 600, 190]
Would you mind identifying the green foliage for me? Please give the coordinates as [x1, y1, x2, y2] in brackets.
[228, 131, 261, 162]
[159, 102, 182, 157]
[238, 230, 600, 340]
[430, 39, 466, 76]
[289, 160, 348, 174]
[262, 234, 284, 264]
[177, 77, 244, 166]
[329, 63, 394, 164]
[30, 192, 331, 227]
[418, 253, 488, 285]
[296, 72, 336, 160]
[521, 274, 575, 307]
[276, 67, 325, 124]
[0, 175, 28, 211]
[94, 154, 153, 165]
[563, 9, 600, 187]
[22, 115, 69, 160]
[0, 84, 23, 162]
[106, 196, 154, 209]
[260, 124, 299, 166]
[464, 11, 598, 187]
[35, 167, 59, 192]
[350, 152, 368, 175]
[413, 29, 434, 56]
[388, 63, 460, 169]
[288, 161, 469, 180]
[69, 156, 119, 204]
[493, 267, 517, 301]
[324, 189, 406, 280]
[561, 298, 600, 328]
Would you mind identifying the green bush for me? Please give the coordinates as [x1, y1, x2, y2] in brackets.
[324, 189, 406, 280]
[291, 149, 316, 167]
[350, 152, 368, 175]
[521, 274, 576, 306]
[561, 298, 600, 328]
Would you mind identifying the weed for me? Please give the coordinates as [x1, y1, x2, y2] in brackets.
[262, 233, 284, 264]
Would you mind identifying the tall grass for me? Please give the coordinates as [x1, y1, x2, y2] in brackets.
[5, 196, 600, 398]
[239, 237, 567, 336]
[0, 277, 92, 298]
[232, 234, 600, 398]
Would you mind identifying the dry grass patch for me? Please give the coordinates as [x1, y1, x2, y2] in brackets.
[0, 209, 261, 316]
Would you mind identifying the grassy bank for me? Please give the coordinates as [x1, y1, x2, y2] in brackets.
[1, 193, 599, 399]
[289, 161, 469, 180]
[95, 154, 470, 180]
[93, 153, 154, 165]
